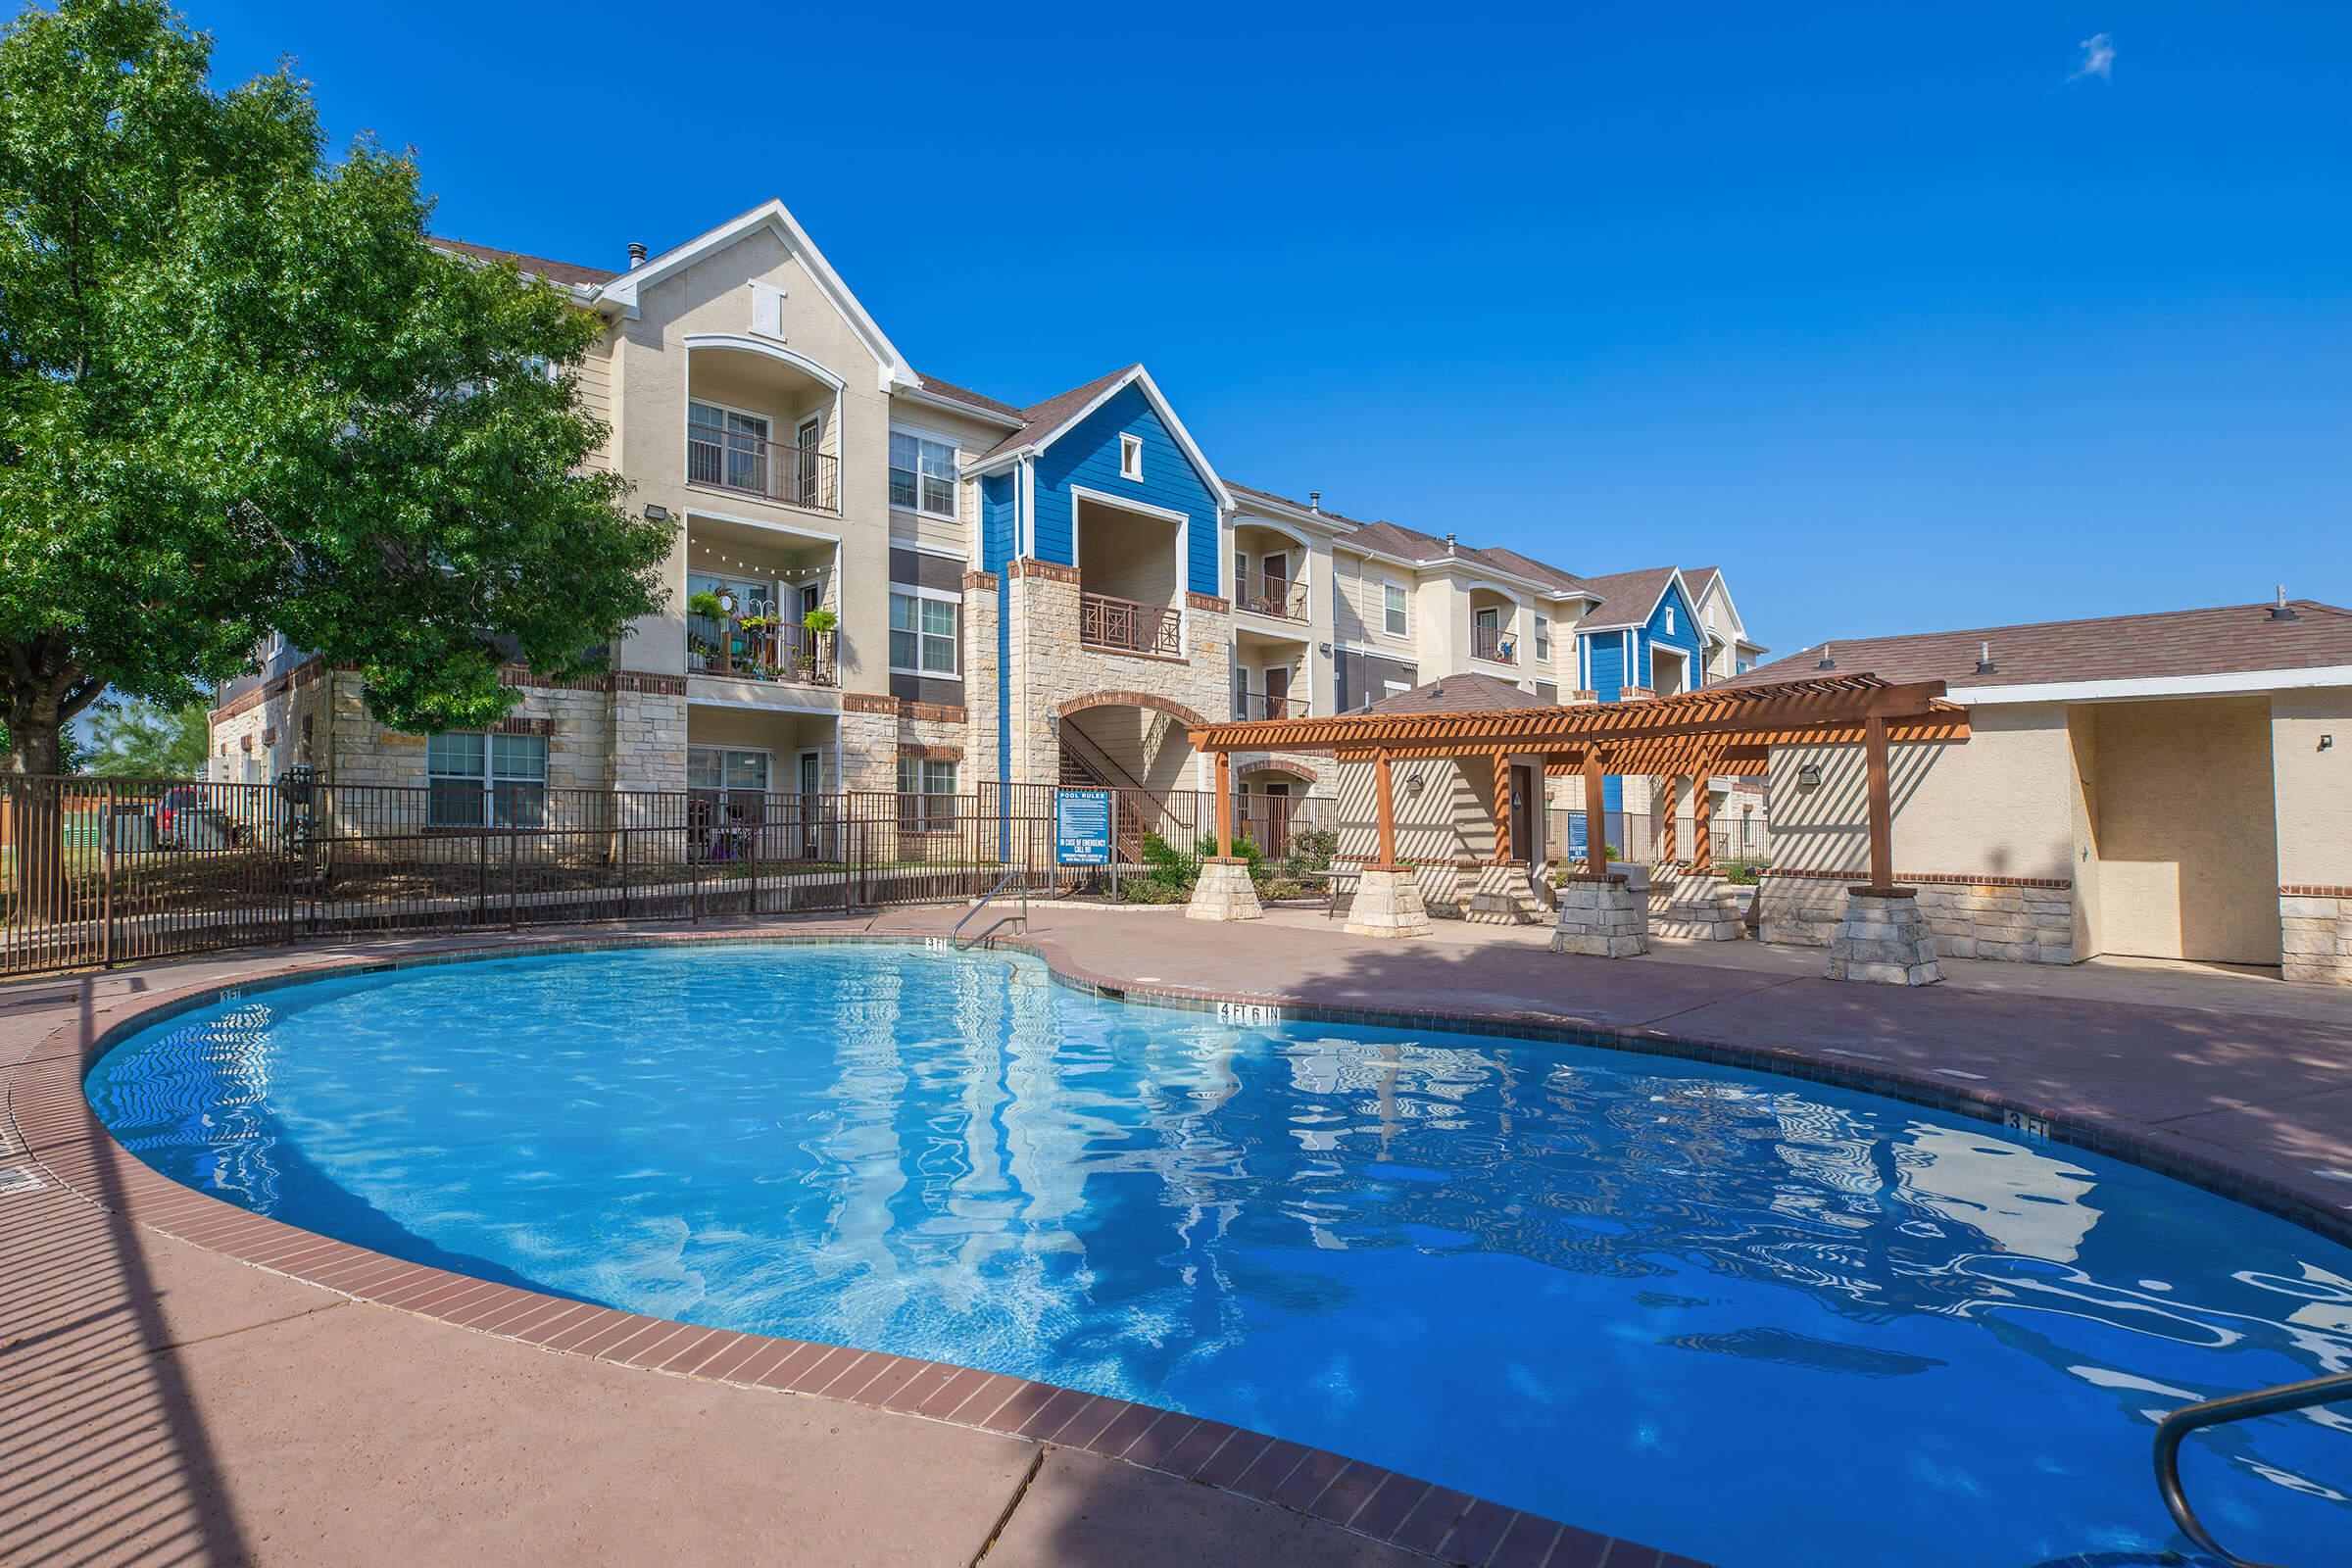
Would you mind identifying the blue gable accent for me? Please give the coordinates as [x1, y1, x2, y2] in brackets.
[1029, 383, 1221, 596]
[1585, 631, 1628, 700]
[980, 472, 1017, 575]
[1635, 577, 1706, 691]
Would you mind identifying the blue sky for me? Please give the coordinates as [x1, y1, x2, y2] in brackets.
[199, 1, 2349, 657]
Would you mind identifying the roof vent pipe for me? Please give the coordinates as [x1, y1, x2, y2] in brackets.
[1815, 643, 1836, 670]
[2271, 585, 2299, 621]
[1308, 490, 1321, 514]
[626, 241, 648, 268]
[1445, 532, 1457, 556]
[1975, 641, 1997, 675]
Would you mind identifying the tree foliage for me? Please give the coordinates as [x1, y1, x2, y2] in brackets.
[0, 0, 670, 777]
[81, 694, 208, 776]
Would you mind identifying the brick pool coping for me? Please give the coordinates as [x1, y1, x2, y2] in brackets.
[12, 923, 2351, 1567]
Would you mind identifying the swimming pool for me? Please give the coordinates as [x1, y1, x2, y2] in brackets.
[86, 943, 2351, 1566]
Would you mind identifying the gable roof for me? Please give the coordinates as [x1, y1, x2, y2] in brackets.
[1571, 565, 1689, 632]
[1727, 600, 2352, 696]
[1238, 487, 1594, 599]
[1363, 671, 1539, 715]
[963, 365, 1234, 511]
[430, 237, 616, 290]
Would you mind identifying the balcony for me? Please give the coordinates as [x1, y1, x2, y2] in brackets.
[687, 428, 840, 513]
[1235, 568, 1308, 623]
[1233, 691, 1305, 720]
[1472, 623, 1518, 663]
[688, 614, 839, 687]
[1080, 592, 1182, 658]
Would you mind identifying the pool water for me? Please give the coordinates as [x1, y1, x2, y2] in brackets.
[87, 945, 2352, 1567]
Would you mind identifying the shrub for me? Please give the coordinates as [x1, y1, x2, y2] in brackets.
[1284, 827, 1337, 875]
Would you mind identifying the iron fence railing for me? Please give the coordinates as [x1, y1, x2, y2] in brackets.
[1079, 592, 1182, 657]
[1472, 623, 1517, 663]
[1234, 569, 1308, 622]
[1232, 691, 1305, 720]
[1540, 808, 1773, 868]
[685, 428, 840, 513]
[0, 776, 1332, 978]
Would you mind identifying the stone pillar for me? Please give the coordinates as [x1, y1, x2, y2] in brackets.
[1550, 873, 1647, 957]
[1826, 888, 1943, 985]
[1187, 858, 1263, 922]
[962, 570, 1001, 787]
[1649, 863, 1742, 940]
[1346, 865, 1431, 939]
[1467, 861, 1544, 925]
[2281, 893, 2352, 985]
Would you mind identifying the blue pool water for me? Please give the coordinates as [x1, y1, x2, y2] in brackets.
[87, 945, 2352, 1566]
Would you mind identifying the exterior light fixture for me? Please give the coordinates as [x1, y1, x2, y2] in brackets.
[1404, 770, 1427, 797]
[1795, 763, 1823, 791]
[644, 503, 671, 522]
[2324, 735, 2335, 752]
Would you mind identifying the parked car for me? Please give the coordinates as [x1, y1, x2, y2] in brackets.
[151, 787, 245, 851]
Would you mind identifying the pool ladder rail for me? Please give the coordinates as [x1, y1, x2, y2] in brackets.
[2152, 1368, 2352, 1568]
[951, 866, 1028, 952]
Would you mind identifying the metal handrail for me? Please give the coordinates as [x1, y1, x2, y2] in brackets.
[952, 864, 1027, 950]
[2152, 1369, 2352, 1567]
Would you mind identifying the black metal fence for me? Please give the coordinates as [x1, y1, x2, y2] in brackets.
[0, 775, 1330, 979]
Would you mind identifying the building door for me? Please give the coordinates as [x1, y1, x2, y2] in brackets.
[1263, 664, 1291, 719]
[1259, 550, 1289, 613]
[1509, 764, 1535, 861]
[798, 750, 823, 858]
[795, 416, 822, 505]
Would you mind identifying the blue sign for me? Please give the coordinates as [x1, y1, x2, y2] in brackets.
[1056, 791, 1112, 865]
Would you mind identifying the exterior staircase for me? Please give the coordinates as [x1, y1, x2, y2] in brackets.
[1057, 731, 1157, 862]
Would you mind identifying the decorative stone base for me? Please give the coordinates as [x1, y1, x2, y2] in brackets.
[1826, 890, 1943, 986]
[1648, 865, 1742, 941]
[2282, 893, 2352, 985]
[1186, 858, 1263, 922]
[1345, 866, 1432, 939]
[1550, 875, 1648, 958]
[1760, 874, 2074, 964]
[1466, 862, 1545, 925]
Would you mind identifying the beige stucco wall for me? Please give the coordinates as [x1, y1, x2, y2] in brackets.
[1767, 703, 2077, 880]
[2077, 697, 2280, 964]
[2271, 688, 2352, 887]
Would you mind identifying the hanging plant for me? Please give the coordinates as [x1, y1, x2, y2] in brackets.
[686, 590, 727, 621]
[802, 606, 838, 634]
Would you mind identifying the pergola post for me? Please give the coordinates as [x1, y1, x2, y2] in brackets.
[1212, 750, 1236, 859]
[1863, 714, 1894, 894]
[1690, 770, 1714, 875]
[1554, 742, 1647, 957]
[1825, 712, 1940, 984]
[1491, 751, 1511, 864]
[1373, 749, 1398, 870]
[1582, 747, 1607, 876]
[1658, 775, 1680, 864]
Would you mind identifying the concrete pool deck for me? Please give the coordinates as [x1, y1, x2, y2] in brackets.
[4, 908, 2350, 1566]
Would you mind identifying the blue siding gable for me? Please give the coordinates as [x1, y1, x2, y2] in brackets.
[980, 473, 1017, 575]
[1637, 578, 1706, 690]
[1029, 383, 1221, 596]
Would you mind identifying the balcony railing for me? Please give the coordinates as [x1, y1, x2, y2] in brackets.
[1079, 592, 1182, 657]
[686, 430, 840, 513]
[688, 614, 839, 687]
[1233, 691, 1305, 720]
[1472, 623, 1518, 663]
[1235, 570, 1308, 622]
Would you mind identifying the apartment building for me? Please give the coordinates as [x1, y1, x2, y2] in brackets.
[208, 197, 1765, 839]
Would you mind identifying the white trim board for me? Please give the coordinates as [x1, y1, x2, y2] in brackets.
[1948, 664, 2352, 706]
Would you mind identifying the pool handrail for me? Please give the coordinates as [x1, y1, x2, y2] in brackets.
[2151, 1368, 2352, 1567]
[952, 865, 1027, 951]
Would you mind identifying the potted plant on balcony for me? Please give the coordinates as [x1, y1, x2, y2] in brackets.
[686, 591, 734, 673]
[799, 607, 837, 682]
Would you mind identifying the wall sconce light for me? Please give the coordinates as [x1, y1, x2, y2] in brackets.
[2324, 734, 2335, 752]
[1795, 763, 1823, 791]
[1404, 770, 1427, 797]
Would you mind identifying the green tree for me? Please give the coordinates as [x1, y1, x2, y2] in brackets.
[0, 0, 669, 789]
[82, 695, 210, 777]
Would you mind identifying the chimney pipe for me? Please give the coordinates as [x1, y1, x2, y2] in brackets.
[626, 241, 648, 268]
[1975, 640, 1996, 675]
[1445, 532, 1457, 556]
[1307, 490, 1321, 514]
[1815, 643, 1837, 670]
[2271, 585, 2299, 621]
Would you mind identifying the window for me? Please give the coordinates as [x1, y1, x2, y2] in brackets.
[1535, 614, 1551, 662]
[1234, 664, 1251, 719]
[890, 429, 957, 518]
[427, 731, 547, 827]
[688, 402, 770, 493]
[1119, 433, 1143, 480]
[889, 589, 958, 676]
[1233, 549, 1248, 595]
[1382, 581, 1408, 638]
[897, 757, 957, 834]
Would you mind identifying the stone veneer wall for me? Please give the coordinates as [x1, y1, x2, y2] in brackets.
[1758, 870, 2076, 964]
[2281, 889, 2352, 985]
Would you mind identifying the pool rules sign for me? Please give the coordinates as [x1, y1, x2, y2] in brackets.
[1056, 791, 1112, 866]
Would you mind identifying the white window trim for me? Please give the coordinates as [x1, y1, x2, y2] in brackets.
[1119, 432, 1144, 480]
[888, 582, 961, 681]
[1381, 579, 1409, 638]
[889, 424, 961, 522]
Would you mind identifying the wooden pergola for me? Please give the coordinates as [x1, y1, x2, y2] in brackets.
[1188, 675, 1969, 891]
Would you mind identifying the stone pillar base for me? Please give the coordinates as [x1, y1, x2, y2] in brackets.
[1826, 888, 1942, 985]
[1346, 866, 1431, 939]
[2282, 893, 2352, 985]
[1466, 861, 1545, 925]
[1550, 875, 1648, 957]
[1649, 865, 1743, 941]
[1186, 858, 1264, 922]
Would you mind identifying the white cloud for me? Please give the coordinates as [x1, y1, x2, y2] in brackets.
[2069, 31, 2115, 82]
